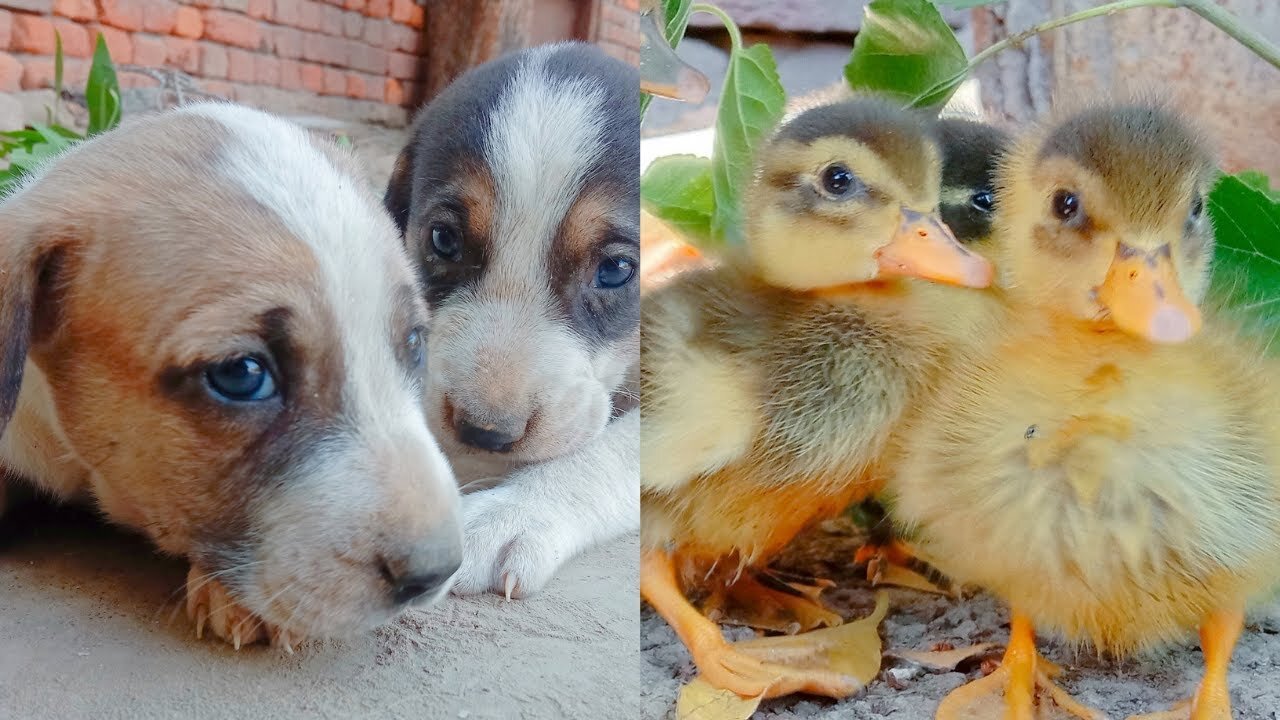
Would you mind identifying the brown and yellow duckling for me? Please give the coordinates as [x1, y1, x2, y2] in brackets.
[640, 97, 995, 699]
[890, 103, 1280, 720]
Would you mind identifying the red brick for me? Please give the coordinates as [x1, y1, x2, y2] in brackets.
[91, 24, 132, 62]
[201, 79, 233, 98]
[389, 0, 419, 28]
[164, 35, 199, 72]
[321, 65, 342, 94]
[272, 25, 301, 58]
[0, 10, 10, 49]
[173, 5, 202, 37]
[0, 0, 52, 12]
[383, 76, 401, 105]
[321, 4, 341, 35]
[198, 40, 227, 77]
[226, 47, 253, 82]
[299, 60, 321, 92]
[386, 21, 415, 52]
[277, 56, 300, 89]
[341, 8, 360, 36]
[343, 0, 361, 9]
[98, 0, 144, 30]
[131, 33, 165, 65]
[246, 0, 269, 20]
[349, 42, 384, 73]
[11, 14, 56, 54]
[142, 0, 178, 33]
[302, 31, 348, 66]
[360, 16, 382, 46]
[254, 52, 277, 85]
[0, 52, 19, 91]
[297, 0, 320, 31]
[53, 0, 95, 21]
[386, 49, 414, 79]
[51, 18, 90, 56]
[343, 70, 363, 98]
[272, 0, 297, 24]
[364, 0, 386, 19]
[21, 56, 87, 89]
[202, 9, 260, 49]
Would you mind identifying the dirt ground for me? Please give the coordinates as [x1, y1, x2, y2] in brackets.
[0, 119, 640, 720]
[640, 519, 1280, 719]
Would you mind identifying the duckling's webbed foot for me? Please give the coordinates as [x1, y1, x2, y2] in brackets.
[854, 500, 957, 596]
[701, 568, 842, 634]
[936, 611, 1105, 720]
[1124, 607, 1241, 720]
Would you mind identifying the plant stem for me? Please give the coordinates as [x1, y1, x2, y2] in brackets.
[690, 2, 743, 53]
[910, 0, 1280, 107]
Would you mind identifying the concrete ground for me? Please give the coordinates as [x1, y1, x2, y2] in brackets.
[0, 120, 640, 720]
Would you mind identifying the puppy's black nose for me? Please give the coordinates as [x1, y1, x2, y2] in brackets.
[453, 410, 526, 453]
[379, 552, 462, 605]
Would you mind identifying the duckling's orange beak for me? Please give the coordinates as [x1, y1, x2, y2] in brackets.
[1096, 243, 1201, 344]
[875, 208, 994, 288]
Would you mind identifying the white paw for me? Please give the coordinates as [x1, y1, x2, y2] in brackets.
[450, 485, 567, 599]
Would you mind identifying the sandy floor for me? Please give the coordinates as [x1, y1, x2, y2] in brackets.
[640, 519, 1280, 719]
[0, 118, 640, 720]
[0, 500, 639, 720]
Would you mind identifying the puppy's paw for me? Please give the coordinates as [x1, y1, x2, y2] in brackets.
[185, 565, 303, 653]
[450, 485, 565, 600]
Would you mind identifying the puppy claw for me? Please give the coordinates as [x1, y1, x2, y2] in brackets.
[195, 605, 208, 641]
[233, 629, 242, 651]
[271, 628, 296, 655]
[504, 573, 516, 602]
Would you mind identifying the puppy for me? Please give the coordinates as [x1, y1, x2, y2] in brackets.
[0, 103, 462, 649]
[384, 42, 639, 598]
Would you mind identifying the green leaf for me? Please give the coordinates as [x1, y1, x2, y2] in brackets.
[710, 42, 785, 245]
[640, 0, 694, 117]
[641, 154, 715, 246]
[931, 0, 1003, 8]
[31, 124, 75, 151]
[49, 31, 64, 124]
[1234, 170, 1280, 201]
[85, 34, 121, 136]
[845, 0, 969, 109]
[1206, 173, 1280, 353]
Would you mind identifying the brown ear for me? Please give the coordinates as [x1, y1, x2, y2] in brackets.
[383, 143, 417, 239]
[0, 212, 73, 437]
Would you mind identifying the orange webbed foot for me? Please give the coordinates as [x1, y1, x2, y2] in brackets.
[1125, 607, 1241, 720]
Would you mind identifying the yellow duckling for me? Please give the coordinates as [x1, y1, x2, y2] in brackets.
[890, 103, 1280, 720]
[641, 97, 994, 699]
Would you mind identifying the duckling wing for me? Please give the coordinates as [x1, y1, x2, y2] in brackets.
[641, 269, 765, 494]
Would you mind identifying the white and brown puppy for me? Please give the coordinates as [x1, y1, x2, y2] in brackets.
[0, 103, 461, 649]
[384, 43, 639, 598]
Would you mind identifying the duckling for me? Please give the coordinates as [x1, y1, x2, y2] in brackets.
[854, 116, 1012, 591]
[889, 103, 1280, 720]
[640, 97, 995, 699]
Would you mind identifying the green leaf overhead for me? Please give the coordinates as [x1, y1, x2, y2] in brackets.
[930, 0, 1003, 8]
[641, 154, 716, 246]
[1206, 173, 1280, 353]
[844, 0, 968, 108]
[710, 42, 785, 245]
[85, 34, 122, 136]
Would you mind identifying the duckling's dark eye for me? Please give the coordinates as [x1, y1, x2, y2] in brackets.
[595, 256, 635, 289]
[430, 223, 461, 261]
[1052, 190, 1080, 221]
[1189, 195, 1204, 222]
[405, 327, 426, 370]
[970, 190, 995, 213]
[819, 164, 855, 198]
[205, 356, 277, 403]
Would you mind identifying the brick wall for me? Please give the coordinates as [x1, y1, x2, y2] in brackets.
[0, 0, 640, 129]
[0, 0, 430, 125]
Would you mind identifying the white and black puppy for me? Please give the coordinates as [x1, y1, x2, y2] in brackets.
[384, 42, 639, 598]
[0, 103, 461, 649]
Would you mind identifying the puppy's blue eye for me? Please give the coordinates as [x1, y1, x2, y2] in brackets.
[406, 328, 425, 369]
[430, 223, 461, 260]
[595, 256, 635, 289]
[205, 357, 276, 402]
[970, 190, 995, 213]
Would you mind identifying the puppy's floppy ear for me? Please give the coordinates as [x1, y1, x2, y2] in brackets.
[0, 208, 74, 437]
[383, 143, 417, 238]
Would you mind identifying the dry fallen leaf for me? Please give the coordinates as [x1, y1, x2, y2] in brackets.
[888, 642, 994, 671]
[674, 592, 892, 719]
[676, 678, 764, 720]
